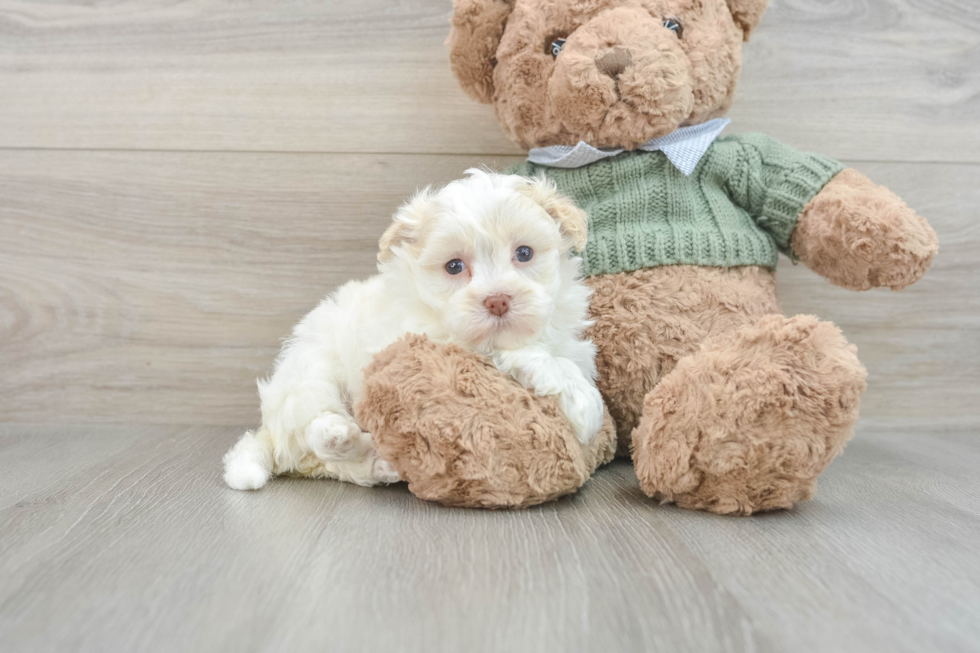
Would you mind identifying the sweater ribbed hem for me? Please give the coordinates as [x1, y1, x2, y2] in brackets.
[757, 154, 844, 260]
[584, 228, 778, 276]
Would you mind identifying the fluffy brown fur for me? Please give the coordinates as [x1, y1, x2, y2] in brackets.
[725, 0, 768, 39]
[586, 265, 781, 455]
[632, 314, 867, 515]
[356, 335, 617, 508]
[448, 0, 514, 104]
[793, 168, 939, 291]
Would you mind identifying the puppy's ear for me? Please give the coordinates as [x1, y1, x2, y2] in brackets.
[447, 0, 514, 104]
[726, 0, 769, 40]
[518, 177, 589, 253]
[378, 188, 437, 263]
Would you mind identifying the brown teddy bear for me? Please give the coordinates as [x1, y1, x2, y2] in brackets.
[355, 0, 939, 514]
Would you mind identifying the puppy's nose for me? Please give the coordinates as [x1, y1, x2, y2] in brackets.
[483, 294, 511, 317]
[596, 47, 632, 79]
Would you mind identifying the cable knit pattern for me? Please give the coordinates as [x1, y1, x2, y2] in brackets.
[508, 133, 844, 276]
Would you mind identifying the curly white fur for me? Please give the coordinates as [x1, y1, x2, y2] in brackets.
[223, 170, 602, 490]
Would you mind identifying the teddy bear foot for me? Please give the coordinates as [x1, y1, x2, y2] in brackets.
[632, 314, 867, 516]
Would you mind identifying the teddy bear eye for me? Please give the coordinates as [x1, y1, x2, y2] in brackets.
[549, 38, 566, 58]
[515, 246, 534, 262]
[445, 259, 466, 275]
[664, 18, 683, 38]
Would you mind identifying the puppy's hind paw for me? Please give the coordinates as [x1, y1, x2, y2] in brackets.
[306, 414, 362, 461]
[371, 458, 402, 485]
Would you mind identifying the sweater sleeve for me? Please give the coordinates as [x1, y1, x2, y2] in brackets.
[724, 133, 844, 259]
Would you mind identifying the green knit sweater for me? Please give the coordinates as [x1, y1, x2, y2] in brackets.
[507, 133, 844, 276]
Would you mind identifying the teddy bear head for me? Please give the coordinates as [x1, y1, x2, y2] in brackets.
[449, 0, 769, 149]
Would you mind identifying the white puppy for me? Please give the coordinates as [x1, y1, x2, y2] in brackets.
[223, 169, 604, 491]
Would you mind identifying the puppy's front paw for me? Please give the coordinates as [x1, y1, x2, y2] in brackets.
[559, 381, 605, 445]
[306, 413, 362, 461]
[493, 350, 562, 396]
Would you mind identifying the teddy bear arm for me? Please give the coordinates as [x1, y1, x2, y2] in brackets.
[791, 168, 940, 291]
[720, 133, 845, 256]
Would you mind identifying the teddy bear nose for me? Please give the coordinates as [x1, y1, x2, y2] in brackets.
[484, 294, 512, 317]
[596, 47, 633, 79]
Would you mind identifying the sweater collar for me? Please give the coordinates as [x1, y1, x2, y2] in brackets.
[526, 118, 730, 176]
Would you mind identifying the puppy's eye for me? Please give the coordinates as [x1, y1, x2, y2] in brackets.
[664, 18, 683, 38]
[445, 259, 466, 275]
[514, 246, 534, 262]
[549, 38, 566, 58]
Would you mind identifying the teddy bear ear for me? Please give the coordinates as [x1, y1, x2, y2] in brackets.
[726, 0, 769, 40]
[447, 0, 515, 104]
[517, 176, 589, 253]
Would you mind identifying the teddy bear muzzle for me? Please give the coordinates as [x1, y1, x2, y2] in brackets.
[546, 6, 695, 146]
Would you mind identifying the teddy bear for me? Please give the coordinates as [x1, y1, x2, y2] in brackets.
[354, 0, 939, 514]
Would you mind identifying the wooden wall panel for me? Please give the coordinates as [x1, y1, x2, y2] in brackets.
[0, 0, 978, 161]
[1, 152, 976, 425]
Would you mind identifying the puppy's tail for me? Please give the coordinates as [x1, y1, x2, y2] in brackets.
[223, 428, 275, 490]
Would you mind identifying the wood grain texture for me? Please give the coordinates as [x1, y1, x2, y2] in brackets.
[1, 152, 977, 426]
[0, 150, 510, 423]
[0, 424, 978, 653]
[0, 0, 978, 161]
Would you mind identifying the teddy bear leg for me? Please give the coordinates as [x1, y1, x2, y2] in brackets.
[586, 266, 783, 458]
[632, 314, 867, 515]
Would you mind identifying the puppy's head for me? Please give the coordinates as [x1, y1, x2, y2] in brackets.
[379, 169, 588, 351]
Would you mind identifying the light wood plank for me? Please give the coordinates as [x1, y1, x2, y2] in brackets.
[0, 424, 978, 653]
[0, 150, 512, 424]
[1, 151, 977, 426]
[0, 0, 977, 161]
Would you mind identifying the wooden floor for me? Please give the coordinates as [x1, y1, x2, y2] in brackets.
[1, 0, 978, 651]
[1, 424, 979, 653]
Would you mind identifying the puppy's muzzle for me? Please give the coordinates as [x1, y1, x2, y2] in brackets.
[484, 294, 512, 317]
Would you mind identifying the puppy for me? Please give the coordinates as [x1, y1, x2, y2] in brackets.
[223, 169, 604, 490]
